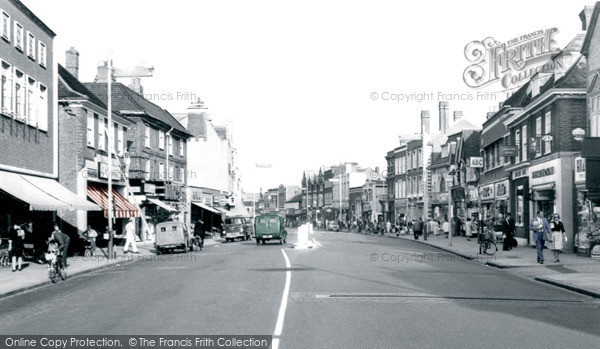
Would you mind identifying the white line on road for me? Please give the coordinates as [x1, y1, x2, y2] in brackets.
[273, 249, 291, 349]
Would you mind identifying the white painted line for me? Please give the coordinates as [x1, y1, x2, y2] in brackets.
[312, 238, 322, 247]
[273, 249, 291, 349]
[157, 266, 189, 270]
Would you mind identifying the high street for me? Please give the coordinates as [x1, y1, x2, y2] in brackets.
[1, 230, 599, 348]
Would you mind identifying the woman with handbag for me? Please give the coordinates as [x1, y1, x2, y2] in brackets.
[549, 213, 566, 263]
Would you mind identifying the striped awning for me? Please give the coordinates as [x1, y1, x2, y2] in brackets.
[87, 183, 139, 218]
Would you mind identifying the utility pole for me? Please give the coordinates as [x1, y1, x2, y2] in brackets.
[106, 60, 154, 259]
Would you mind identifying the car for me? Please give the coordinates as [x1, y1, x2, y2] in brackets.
[254, 214, 287, 245]
[154, 221, 192, 254]
[223, 216, 252, 242]
[327, 221, 340, 231]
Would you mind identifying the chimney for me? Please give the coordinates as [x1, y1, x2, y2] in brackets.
[187, 98, 208, 140]
[94, 61, 116, 83]
[439, 101, 449, 134]
[65, 47, 79, 79]
[420, 110, 430, 135]
[580, 6, 594, 31]
[128, 77, 143, 95]
[453, 111, 463, 122]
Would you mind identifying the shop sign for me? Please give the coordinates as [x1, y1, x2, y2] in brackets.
[468, 157, 484, 168]
[575, 157, 586, 183]
[531, 167, 554, 179]
[512, 168, 528, 179]
[144, 183, 156, 194]
[480, 184, 494, 200]
[468, 188, 479, 201]
[165, 184, 184, 201]
[495, 180, 509, 199]
[432, 193, 449, 203]
[466, 167, 477, 182]
[500, 145, 519, 157]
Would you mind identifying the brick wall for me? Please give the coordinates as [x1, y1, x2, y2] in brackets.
[554, 98, 586, 152]
[0, 0, 54, 175]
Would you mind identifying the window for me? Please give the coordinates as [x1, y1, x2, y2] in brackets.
[86, 111, 95, 148]
[1, 11, 9, 40]
[14, 22, 23, 50]
[145, 160, 151, 180]
[178, 167, 184, 182]
[144, 125, 150, 148]
[38, 42, 46, 67]
[26, 76, 36, 126]
[38, 84, 47, 131]
[26, 31, 35, 59]
[522, 125, 528, 162]
[159, 162, 165, 179]
[117, 124, 124, 153]
[168, 164, 174, 181]
[1, 61, 12, 114]
[14, 69, 24, 120]
[168, 136, 173, 156]
[544, 111, 552, 154]
[179, 139, 184, 156]
[515, 129, 521, 163]
[98, 117, 106, 151]
[535, 116, 542, 157]
[159, 130, 165, 149]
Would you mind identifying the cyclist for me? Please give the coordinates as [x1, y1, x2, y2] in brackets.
[51, 224, 70, 270]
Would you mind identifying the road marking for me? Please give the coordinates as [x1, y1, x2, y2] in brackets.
[157, 266, 189, 270]
[312, 238, 322, 247]
[273, 249, 291, 349]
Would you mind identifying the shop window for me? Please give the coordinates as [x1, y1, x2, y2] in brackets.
[544, 111, 552, 154]
[516, 186, 524, 226]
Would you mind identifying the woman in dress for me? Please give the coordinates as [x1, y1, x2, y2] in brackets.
[465, 218, 473, 241]
[550, 213, 566, 263]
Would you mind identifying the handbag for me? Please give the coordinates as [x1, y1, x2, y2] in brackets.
[546, 232, 554, 243]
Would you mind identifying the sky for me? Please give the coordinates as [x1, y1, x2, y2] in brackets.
[22, 0, 592, 192]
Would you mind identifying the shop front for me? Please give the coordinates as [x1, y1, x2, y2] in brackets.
[494, 179, 510, 217]
[87, 182, 139, 244]
[0, 170, 101, 259]
[511, 167, 529, 241]
[479, 183, 495, 220]
[528, 158, 574, 249]
[431, 193, 449, 222]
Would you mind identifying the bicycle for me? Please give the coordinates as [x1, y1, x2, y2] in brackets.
[479, 230, 498, 255]
[45, 248, 67, 283]
[0, 249, 9, 268]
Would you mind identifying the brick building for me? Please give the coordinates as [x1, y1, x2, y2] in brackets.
[0, 0, 98, 249]
[57, 57, 137, 238]
[505, 35, 587, 246]
[84, 72, 192, 240]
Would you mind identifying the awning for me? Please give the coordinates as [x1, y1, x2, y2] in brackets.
[87, 183, 139, 218]
[531, 183, 555, 191]
[147, 198, 177, 212]
[0, 171, 101, 211]
[192, 202, 222, 215]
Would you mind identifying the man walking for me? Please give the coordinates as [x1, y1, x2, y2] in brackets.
[413, 218, 422, 240]
[529, 211, 551, 264]
[123, 218, 138, 254]
[194, 219, 205, 251]
[501, 213, 516, 251]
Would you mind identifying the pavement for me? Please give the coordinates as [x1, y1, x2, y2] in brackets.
[386, 231, 600, 298]
[1, 228, 599, 348]
[0, 237, 220, 300]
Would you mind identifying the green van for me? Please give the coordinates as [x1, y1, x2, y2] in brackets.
[254, 214, 287, 245]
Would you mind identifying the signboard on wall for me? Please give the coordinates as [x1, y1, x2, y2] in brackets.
[495, 180, 509, 199]
[500, 145, 519, 157]
[575, 157, 586, 183]
[469, 157, 484, 168]
[480, 184, 494, 200]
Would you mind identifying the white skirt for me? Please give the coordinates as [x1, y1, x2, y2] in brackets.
[550, 232, 564, 250]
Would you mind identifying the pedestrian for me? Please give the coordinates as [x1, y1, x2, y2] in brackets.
[83, 225, 98, 255]
[443, 217, 450, 239]
[386, 221, 391, 235]
[123, 218, 139, 254]
[529, 211, 551, 264]
[413, 218, 423, 240]
[550, 213, 566, 263]
[501, 213, 516, 251]
[8, 224, 25, 272]
[465, 218, 473, 241]
[194, 219, 205, 251]
[51, 224, 70, 269]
